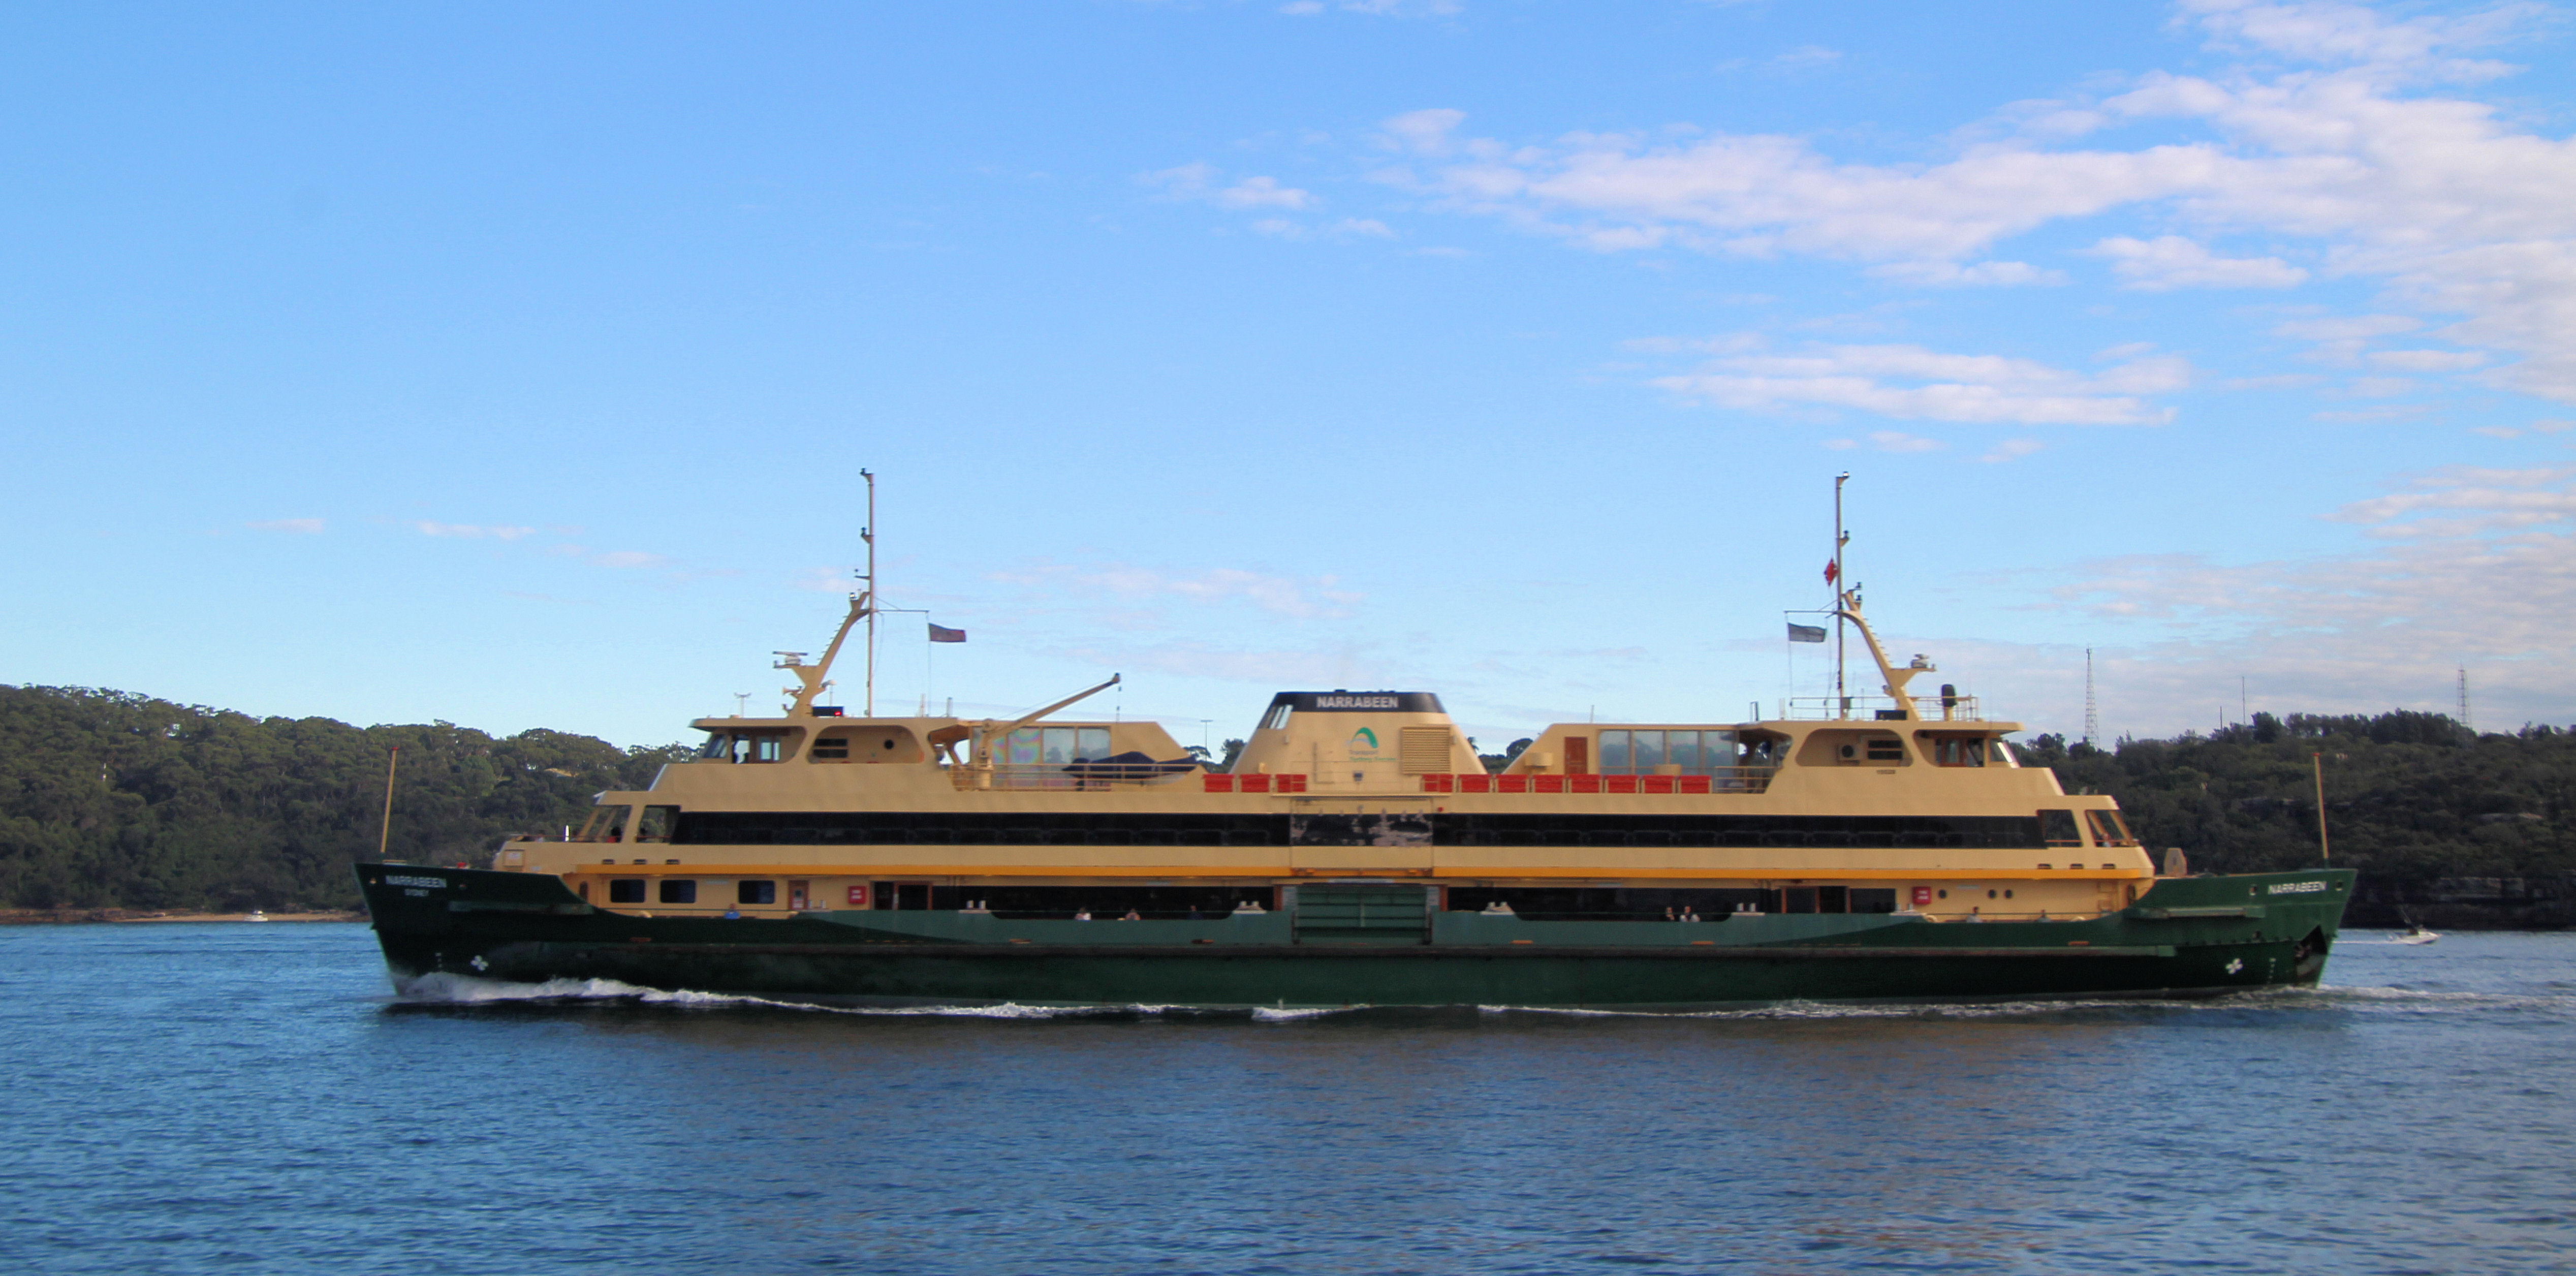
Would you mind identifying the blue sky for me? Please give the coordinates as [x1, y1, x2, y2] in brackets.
[6, 0, 2574, 750]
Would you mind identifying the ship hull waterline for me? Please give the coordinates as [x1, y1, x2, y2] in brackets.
[359, 864, 2353, 1012]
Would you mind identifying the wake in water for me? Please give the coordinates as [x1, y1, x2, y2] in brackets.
[389, 970, 2572, 1023]
[394, 971, 1319, 1020]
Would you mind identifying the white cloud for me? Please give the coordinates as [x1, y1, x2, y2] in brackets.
[1982, 438, 2047, 463]
[1359, 4, 2576, 401]
[2088, 235, 2308, 289]
[246, 518, 323, 534]
[414, 521, 534, 540]
[1056, 639, 1378, 688]
[2272, 313, 2421, 341]
[1867, 430, 1943, 452]
[1143, 164, 1315, 211]
[1648, 336, 2188, 425]
[1378, 108, 1468, 155]
[2367, 348, 2486, 371]
[2179, 0, 2536, 78]
[1252, 216, 1396, 241]
[2313, 403, 2433, 422]
[1868, 259, 2067, 287]
[2273, 313, 2422, 365]
[2326, 464, 2576, 535]
[1335, 0, 1463, 14]
[1213, 175, 1314, 210]
[2033, 464, 2576, 731]
[542, 544, 679, 572]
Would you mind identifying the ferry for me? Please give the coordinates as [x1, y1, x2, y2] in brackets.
[355, 486, 2352, 1009]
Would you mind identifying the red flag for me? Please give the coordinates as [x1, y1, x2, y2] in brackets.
[928, 624, 966, 643]
[1823, 560, 1840, 586]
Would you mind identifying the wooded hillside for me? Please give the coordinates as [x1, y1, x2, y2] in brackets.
[2, 684, 2569, 917]
[0, 685, 686, 911]
[2022, 710, 2574, 889]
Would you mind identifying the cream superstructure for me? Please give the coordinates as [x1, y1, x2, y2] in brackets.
[496, 592, 2153, 925]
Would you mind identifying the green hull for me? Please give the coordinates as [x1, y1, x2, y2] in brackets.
[356, 865, 2354, 1010]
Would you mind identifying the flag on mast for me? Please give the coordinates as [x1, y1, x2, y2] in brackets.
[1823, 560, 1839, 585]
[928, 624, 966, 643]
[1787, 623, 1828, 643]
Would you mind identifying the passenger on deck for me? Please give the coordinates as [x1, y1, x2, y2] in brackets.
[1120, 908, 1142, 921]
[1074, 909, 1093, 921]
[1187, 906, 1204, 920]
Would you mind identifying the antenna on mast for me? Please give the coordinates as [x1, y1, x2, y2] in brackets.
[2458, 665, 2471, 734]
[2083, 648, 2099, 748]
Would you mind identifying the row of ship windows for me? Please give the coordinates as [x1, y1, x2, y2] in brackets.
[604, 878, 776, 906]
[573, 808, 2134, 848]
[568, 883, 2127, 921]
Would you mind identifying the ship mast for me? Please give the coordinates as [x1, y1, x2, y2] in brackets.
[774, 469, 878, 718]
[1833, 472, 1850, 717]
[862, 469, 877, 717]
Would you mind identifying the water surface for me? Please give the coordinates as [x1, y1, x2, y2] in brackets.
[2, 924, 2568, 1273]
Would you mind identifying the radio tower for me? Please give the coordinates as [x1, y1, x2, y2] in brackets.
[2458, 666, 2472, 734]
[2083, 648, 2099, 749]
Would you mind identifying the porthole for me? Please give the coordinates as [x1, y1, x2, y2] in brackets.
[1987, 889, 1997, 899]
[1937, 889, 1948, 899]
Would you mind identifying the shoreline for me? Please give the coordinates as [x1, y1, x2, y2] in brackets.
[0, 909, 365, 926]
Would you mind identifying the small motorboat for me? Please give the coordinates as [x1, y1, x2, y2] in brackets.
[2392, 923, 2438, 945]
[243, 910, 270, 923]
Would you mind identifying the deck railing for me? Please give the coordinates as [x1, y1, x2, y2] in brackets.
[1414, 769, 1777, 796]
[950, 762, 1204, 792]
[1784, 694, 1982, 721]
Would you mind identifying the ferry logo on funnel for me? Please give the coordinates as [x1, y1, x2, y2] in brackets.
[1348, 727, 1381, 754]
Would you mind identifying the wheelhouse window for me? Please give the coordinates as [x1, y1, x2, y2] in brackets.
[1595, 730, 1741, 775]
[607, 878, 646, 904]
[635, 805, 678, 843]
[576, 806, 630, 843]
[698, 732, 787, 763]
[2040, 809, 2083, 846]
[1006, 726, 1112, 765]
[2085, 810, 2137, 846]
[738, 880, 777, 906]
[658, 880, 698, 905]
[1924, 734, 1987, 767]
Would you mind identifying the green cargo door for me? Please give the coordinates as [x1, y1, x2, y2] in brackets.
[1293, 884, 1431, 946]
